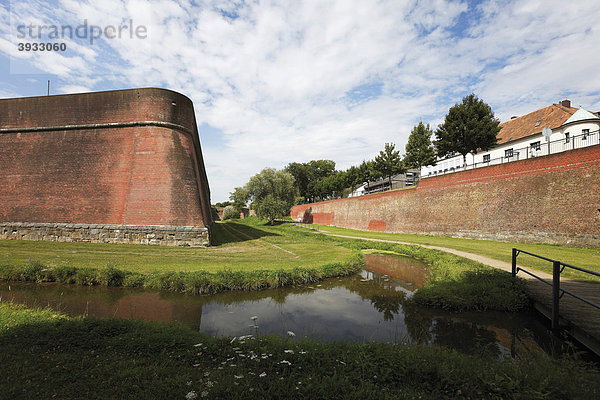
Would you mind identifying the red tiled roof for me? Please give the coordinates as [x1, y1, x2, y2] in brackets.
[498, 104, 577, 144]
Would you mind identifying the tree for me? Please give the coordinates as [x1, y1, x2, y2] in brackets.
[434, 93, 501, 169]
[373, 143, 406, 189]
[285, 160, 336, 203]
[305, 160, 336, 202]
[284, 162, 309, 201]
[229, 186, 249, 213]
[231, 168, 295, 224]
[404, 122, 436, 172]
[357, 160, 375, 185]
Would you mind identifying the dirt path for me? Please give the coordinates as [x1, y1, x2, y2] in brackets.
[322, 231, 553, 277]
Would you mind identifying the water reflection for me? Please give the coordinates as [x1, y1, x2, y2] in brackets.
[0, 253, 567, 358]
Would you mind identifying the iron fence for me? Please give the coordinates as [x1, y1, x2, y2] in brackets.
[512, 248, 600, 330]
[426, 129, 599, 177]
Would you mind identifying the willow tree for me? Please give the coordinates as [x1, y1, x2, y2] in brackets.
[231, 168, 295, 224]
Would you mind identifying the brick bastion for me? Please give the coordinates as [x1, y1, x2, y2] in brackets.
[0, 88, 213, 246]
[292, 144, 600, 247]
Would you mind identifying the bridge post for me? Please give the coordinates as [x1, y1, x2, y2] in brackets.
[552, 260, 561, 330]
[511, 248, 517, 277]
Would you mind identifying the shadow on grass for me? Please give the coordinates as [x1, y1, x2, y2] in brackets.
[211, 221, 280, 245]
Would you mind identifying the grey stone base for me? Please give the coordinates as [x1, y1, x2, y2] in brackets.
[0, 222, 210, 247]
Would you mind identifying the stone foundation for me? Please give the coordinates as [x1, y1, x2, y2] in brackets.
[0, 222, 210, 247]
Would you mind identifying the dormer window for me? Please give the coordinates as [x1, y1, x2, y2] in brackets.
[505, 148, 514, 158]
[530, 141, 541, 151]
[565, 132, 570, 143]
[483, 154, 490, 163]
[582, 129, 589, 140]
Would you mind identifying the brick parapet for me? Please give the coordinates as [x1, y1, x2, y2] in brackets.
[0, 222, 209, 247]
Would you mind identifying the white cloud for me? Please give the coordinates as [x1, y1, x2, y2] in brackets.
[1, 0, 600, 201]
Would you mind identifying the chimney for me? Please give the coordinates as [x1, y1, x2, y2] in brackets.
[560, 99, 571, 108]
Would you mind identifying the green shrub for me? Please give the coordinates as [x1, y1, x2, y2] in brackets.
[74, 268, 101, 286]
[101, 265, 125, 287]
[54, 266, 77, 284]
[21, 260, 46, 282]
[122, 273, 145, 287]
[222, 206, 239, 220]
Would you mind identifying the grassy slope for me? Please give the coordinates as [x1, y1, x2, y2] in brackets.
[1, 301, 598, 400]
[312, 225, 600, 281]
[0, 219, 350, 274]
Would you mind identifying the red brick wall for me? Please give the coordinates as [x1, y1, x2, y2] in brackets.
[0, 88, 212, 228]
[292, 145, 600, 246]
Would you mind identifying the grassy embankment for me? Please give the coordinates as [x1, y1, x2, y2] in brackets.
[307, 224, 600, 282]
[0, 218, 362, 294]
[1, 301, 599, 400]
[0, 217, 529, 311]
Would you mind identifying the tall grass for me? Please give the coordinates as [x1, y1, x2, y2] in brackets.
[0, 252, 364, 295]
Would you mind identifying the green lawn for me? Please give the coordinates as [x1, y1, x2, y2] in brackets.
[0, 219, 351, 274]
[311, 225, 600, 281]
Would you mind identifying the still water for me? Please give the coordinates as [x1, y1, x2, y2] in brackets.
[0, 254, 567, 358]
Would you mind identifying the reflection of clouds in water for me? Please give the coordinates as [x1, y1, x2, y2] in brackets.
[200, 286, 409, 343]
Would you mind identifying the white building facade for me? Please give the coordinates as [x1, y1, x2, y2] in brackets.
[421, 100, 600, 177]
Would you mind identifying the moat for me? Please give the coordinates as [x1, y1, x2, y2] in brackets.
[0, 253, 574, 359]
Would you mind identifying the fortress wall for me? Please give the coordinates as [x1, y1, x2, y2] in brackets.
[0, 88, 212, 246]
[292, 144, 600, 247]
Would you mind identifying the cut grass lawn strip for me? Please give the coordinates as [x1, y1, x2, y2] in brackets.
[222, 222, 298, 257]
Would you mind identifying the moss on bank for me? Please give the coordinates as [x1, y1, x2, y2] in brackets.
[1, 301, 598, 400]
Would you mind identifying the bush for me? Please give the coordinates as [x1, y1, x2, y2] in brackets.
[55, 266, 77, 284]
[222, 205, 240, 220]
[101, 265, 126, 287]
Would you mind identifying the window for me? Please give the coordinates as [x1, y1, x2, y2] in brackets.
[483, 154, 490, 163]
[505, 148, 514, 158]
[530, 141, 541, 151]
[582, 129, 589, 140]
[565, 132, 570, 143]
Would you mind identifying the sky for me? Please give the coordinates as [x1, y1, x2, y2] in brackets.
[1, 0, 600, 202]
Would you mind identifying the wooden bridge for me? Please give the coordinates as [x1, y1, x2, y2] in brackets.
[512, 249, 600, 356]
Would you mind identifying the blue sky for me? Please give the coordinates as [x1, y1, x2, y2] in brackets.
[1, 0, 600, 202]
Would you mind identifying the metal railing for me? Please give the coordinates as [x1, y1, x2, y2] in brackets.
[426, 129, 599, 177]
[512, 248, 600, 330]
[274, 219, 320, 231]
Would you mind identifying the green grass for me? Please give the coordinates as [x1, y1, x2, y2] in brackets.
[0, 219, 363, 294]
[0, 219, 351, 274]
[0, 218, 530, 310]
[1, 301, 598, 400]
[338, 240, 529, 311]
[312, 225, 600, 281]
